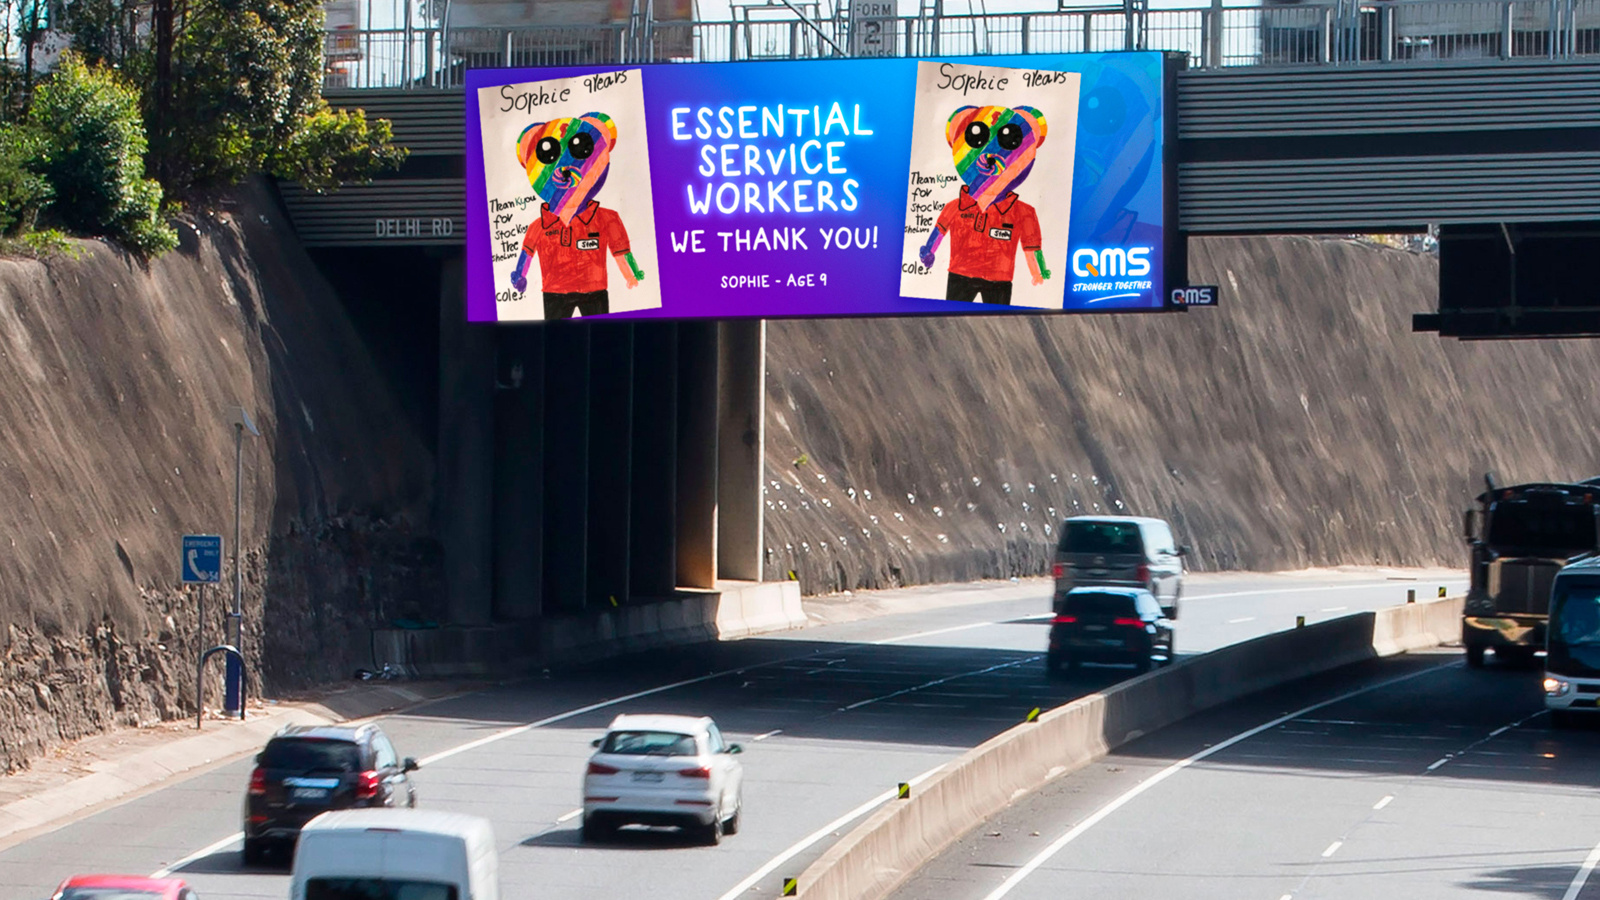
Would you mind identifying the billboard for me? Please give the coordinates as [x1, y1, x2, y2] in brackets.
[465, 52, 1180, 322]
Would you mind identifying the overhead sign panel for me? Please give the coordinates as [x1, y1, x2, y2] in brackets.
[464, 52, 1179, 322]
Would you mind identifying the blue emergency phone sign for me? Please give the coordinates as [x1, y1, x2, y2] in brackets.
[182, 535, 223, 584]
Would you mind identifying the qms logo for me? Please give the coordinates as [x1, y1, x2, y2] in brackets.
[1072, 247, 1152, 278]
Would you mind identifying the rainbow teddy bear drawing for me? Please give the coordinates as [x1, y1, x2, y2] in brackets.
[511, 111, 646, 319]
[918, 105, 1051, 305]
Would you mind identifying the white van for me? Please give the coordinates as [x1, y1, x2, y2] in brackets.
[289, 808, 499, 900]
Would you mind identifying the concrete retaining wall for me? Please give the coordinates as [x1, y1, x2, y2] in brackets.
[371, 580, 805, 678]
[796, 596, 1464, 900]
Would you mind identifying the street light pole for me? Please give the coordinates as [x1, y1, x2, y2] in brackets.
[224, 407, 258, 715]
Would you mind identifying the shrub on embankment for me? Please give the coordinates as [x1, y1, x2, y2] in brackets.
[764, 235, 1600, 592]
[0, 180, 440, 773]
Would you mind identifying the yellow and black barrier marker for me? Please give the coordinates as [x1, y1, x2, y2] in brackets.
[897, 782, 910, 799]
[788, 569, 798, 581]
[1407, 589, 1416, 604]
[1439, 586, 1448, 598]
[782, 877, 799, 896]
[1296, 615, 1306, 629]
[1025, 707, 1041, 724]
[609, 595, 619, 607]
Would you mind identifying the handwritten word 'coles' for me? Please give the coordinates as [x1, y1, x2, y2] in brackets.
[934, 63, 1009, 95]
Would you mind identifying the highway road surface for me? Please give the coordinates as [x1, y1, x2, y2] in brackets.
[0, 570, 1463, 900]
[891, 649, 1600, 900]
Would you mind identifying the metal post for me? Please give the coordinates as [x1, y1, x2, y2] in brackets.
[403, 0, 414, 86]
[1502, 1, 1514, 58]
[225, 421, 243, 713]
[1082, 9, 1092, 51]
[504, 29, 513, 66]
[1321, 6, 1332, 62]
[1381, 4, 1394, 61]
[1206, 0, 1223, 66]
[1021, 14, 1030, 54]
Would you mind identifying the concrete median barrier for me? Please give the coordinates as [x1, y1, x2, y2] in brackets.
[796, 596, 1464, 900]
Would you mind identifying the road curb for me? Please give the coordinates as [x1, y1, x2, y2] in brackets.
[0, 681, 472, 851]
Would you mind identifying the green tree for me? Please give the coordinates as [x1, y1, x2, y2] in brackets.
[0, 124, 52, 235]
[29, 53, 176, 254]
[157, 0, 405, 191]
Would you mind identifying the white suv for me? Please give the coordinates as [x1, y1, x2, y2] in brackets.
[581, 714, 744, 845]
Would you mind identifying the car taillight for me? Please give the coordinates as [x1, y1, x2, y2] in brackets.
[1136, 564, 1150, 583]
[249, 767, 267, 796]
[356, 770, 380, 800]
[587, 762, 621, 776]
[678, 766, 712, 778]
[1052, 564, 1064, 579]
[1052, 614, 1078, 624]
[1113, 617, 1146, 627]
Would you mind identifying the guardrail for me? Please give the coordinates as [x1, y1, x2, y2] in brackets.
[322, 0, 1600, 89]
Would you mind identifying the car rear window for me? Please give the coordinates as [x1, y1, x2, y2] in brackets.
[306, 879, 457, 900]
[1059, 521, 1143, 554]
[260, 737, 362, 773]
[1061, 592, 1139, 617]
[601, 730, 698, 756]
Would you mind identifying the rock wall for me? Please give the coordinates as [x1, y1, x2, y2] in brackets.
[763, 236, 1600, 592]
[0, 181, 440, 772]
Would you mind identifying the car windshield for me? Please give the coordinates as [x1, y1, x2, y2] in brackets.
[58, 891, 165, 900]
[601, 730, 698, 756]
[306, 879, 457, 900]
[1062, 592, 1139, 617]
[1554, 585, 1600, 647]
[1060, 521, 1142, 554]
[260, 738, 362, 773]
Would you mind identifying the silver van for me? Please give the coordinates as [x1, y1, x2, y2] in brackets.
[1053, 516, 1188, 618]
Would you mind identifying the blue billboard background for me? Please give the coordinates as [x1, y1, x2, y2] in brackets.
[464, 52, 1173, 322]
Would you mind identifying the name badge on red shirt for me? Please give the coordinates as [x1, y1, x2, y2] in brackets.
[988, 227, 1013, 241]
[577, 238, 600, 250]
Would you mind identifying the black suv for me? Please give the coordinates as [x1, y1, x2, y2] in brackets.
[242, 723, 419, 864]
[1047, 587, 1175, 676]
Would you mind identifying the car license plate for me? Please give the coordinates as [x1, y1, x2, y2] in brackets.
[291, 787, 330, 801]
[1085, 625, 1106, 632]
[632, 771, 664, 783]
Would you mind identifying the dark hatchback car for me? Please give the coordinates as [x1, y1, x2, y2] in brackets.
[242, 724, 419, 864]
[1047, 587, 1175, 676]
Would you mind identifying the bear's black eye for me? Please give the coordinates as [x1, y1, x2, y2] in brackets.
[997, 121, 1024, 151]
[535, 136, 561, 165]
[964, 121, 990, 149]
[568, 131, 596, 160]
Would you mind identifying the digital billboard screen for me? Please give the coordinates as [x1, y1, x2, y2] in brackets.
[464, 52, 1179, 322]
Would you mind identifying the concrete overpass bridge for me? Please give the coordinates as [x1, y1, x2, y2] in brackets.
[287, 0, 1600, 673]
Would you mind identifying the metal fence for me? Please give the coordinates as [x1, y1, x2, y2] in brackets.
[321, 0, 1600, 89]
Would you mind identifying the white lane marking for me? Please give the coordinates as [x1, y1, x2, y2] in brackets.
[1227, 617, 1256, 624]
[1373, 795, 1394, 810]
[872, 614, 1052, 646]
[713, 765, 944, 900]
[1321, 606, 1349, 613]
[753, 729, 784, 742]
[867, 581, 1467, 648]
[840, 657, 1041, 712]
[150, 831, 242, 878]
[418, 669, 753, 767]
[1561, 837, 1600, 900]
[1322, 840, 1343, 858]
[1490, 725, 1512, 738]
[976, 661, 1455, 900]
[556, 808, 583, 823]
[1425, 756, 1451, 771]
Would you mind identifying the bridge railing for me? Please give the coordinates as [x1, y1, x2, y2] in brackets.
[319, 0, 1600, 90]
